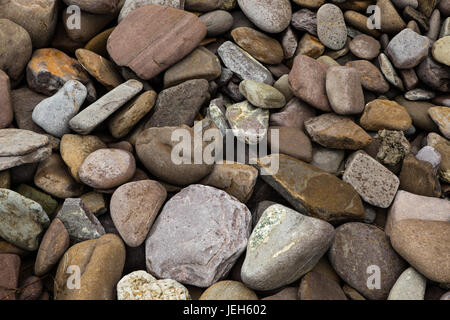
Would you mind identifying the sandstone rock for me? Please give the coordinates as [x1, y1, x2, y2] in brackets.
[317, 4, 347, 50]
[399, 154, 441, 197]
[360, 99, 412, 131]
[200, 281, 258, 300]
[299, 271, 347, 300]
[270, 98, 316, 130]
[326, 66, 364, 115]
[349, 34, 380, 60]
[428, 107, 450, 139]
[237, 0, 291, 33]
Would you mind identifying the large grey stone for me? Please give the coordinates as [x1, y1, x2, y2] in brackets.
[386, 28, 430, 69]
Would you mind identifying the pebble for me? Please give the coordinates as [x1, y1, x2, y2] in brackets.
[200, 10, 234, 37]
[392, 0, 418, 9]
[280, 27, 298, 59]
[317, 4, 347, 50]
[329, 222, 406, 300]
[185, 0, 223, 11]
[326, 66, 364, 115]
[84, 27, 115, 57]
[289, 55, 331, 112]
[255, 154, 365, 222]
[34, 218, 69, 276]
[117, 270, 190, 300]
[400, 69, 419, 91]
[416, 145, 441, 169]
[386, 28, 430, 69]
[416, 56, 450, 92]
[360, 99, 412, 131]
[78, 149, 136, 189]
[10, 88, 46, 132]
[428, 106, 450, 139]
[343, 10, 381, 38]
[218, 41, 274, 85]
[404, 6, 430, 31]
[146, 185, 251, 287]
[378, 53, 405, 90]
[342, 285, 366, 300]
[32, 80, 87, 138]
[296, 34, 325, 58]
[226, 101, 269, 144]
[399, 154, 441, 197]
[63, 0, 119, 14]
[405, 88, 436, 101]
[239, 80, 285, 109]
[305, 113, 372, 150]
[268, 126, 313, 162]
[111, 180, 167, 247]
[372, 129, 411, 167]
[54, 234, 125, 300]
[237, 0, 291, 33]
[388, 267, 426, 300]
[299, 272, 347, 300]
[345, 60, 390, 93]
[199, 281, 258, 300]
[231, 27, 284, 65]
[0, 254, 20, 300]
[273, 74, 294, 102]
[108, 5, 206, 79]
[18, 275, 43, 300]
[390, 219, 450, 283]
[0, 189, 49, 251]
[395, 97, 439, 131]
[118, 0, 185, 22]
[69, 80, 143, 135]
[270, 98, 316, 130]
[0, 70, 13, 129]
[427, 132, 450, 183]
[241, 204, 335, 291]
[310, 145, 345, 175]
[377, 0, 406, 33]
[291, 8, 318, 36]
[349, 34, 380, 60]
[16, 184, 58, 218]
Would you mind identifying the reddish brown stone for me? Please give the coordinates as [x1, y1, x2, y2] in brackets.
[0, 254, 20, 300]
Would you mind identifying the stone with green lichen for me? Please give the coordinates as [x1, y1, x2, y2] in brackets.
[16, 184, 58, 218]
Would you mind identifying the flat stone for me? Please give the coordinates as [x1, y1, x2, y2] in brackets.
[377, 0, 406, 33]
[255, 154, 364, 222]
[60, 134, 107, 182]
[34, 218, 69, 276]
[199, 10, 234, 37]
[378, 53, 404, 90]
[63, 0, 119, 14]
[199, 281, 258, 300]
[145, 79, 209, 128]
[0, 254, 20, 300]
[26, 48, 96, 102]
[291, 8, 317, 36]
[299, 271, 347, 300]
[69, 80, 143, 135]
[394, 97, 439, 131]
[399, 154, 441, 197]
[386, 28, 430, 69]
[405, 88, 436, 101]
[289, 55, 331, 112]
[15, 184, 58, 218]
[343, 151, 400, 208]
[239, 80, 285, 109]
[108, 5, 206, 80]
[200, 162, 258, 203]
[242, 204, 335, 291]
[146, 185, 251, 287]
[427, 132, 450, 183]
[11, 88, 47, 133]
[226, 101, 269, 144]
[329, 222, 406, 300]
[270, 98, 316, 130]
[118, 0, 185, 22]
[416, 56, 450, 92]
[295, 34, 324, 58]
[268, 126, 312, 162]
[349, 34, 380, 60]
[111, 180, 167, 247]
[0, 70, 13, 128]
[231, 27, 284, 65]
[78, 149, 136, 189]
[360, 99, 412, 131]
[390, 219, 450, 283]
[206, 98, 230, 137]
[164, 47, 222, 88]
[326, 66, 364, 115]
[0, 189, 49, 251]
[310, 145, 345, 175]
[218, 41, 274, 84]
[117, 270, 190, 300]
[345, 60, 389, 93]
[388, 267, 426, 300]
[305, 113, 372, 150]
[428, 107, 450, 139]
[317, 4, 347, 50]
[54, 234, 125, 300]
[237, 0, 291, 33]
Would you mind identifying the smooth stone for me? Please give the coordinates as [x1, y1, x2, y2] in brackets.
[111, 180, 166, 247]
[291, 8, 317, 36]
[34, 218, 69, 276]
[299, 272, 347, 300]
[0, 171, 10, 189]
[326, 66, 364, 115]
[343, 151, 400, 208]
[405, 88, 436, 100]
[342, 285, 366, 300]
[32, 80, 87, 138]
[289, 55, 331, 112]
[217, 41, 274, 84]
[426, 9, 441, 40]
[360, 99, 412, 131]
[200, 162, 258, 203]
[428, 107, 450, 139]
[0, 145, 52, 171]
[108, 91, 156, 138]
[199, 10, 233, 37]
[371, 129, 411, 167]
[231, 27, 284, 65]
[270, 98, 316, 130]
[226, 101, 269, 144]
[394, 97, 439, 131]
[255, 154, 365, 222]
[18, 276, 43, 300]
[390, 219, 450, 283]
[69, 80, 143, 135]
[146, 185, 251, 287]
[117, 270, 190, 300]
[0, 19, 32, 81]
[145, 79, 209, 128]
[185, 0, 223, 11]
[54, 234, 126, 300]
[268, 126, 312, 162]
[343, 10, 381, 38]
[261, 287, 298, 300]
[345, 60, 390, 93]
[62, 9, 116, 43]
[392, 0, 418, 9]
[399, 154, 441, 197]
[0, 254, 20, 300]
[78, 149, 136, 189]
[136, 126, 214, 185]
[273, 74, 294, 102]
[388, 267, 426, 300]
[108, 5, 206, 80]
[118, 0, 185, 22]
[377, 0, 406, 33]
[11, 88, 47, 132]
[441, 292, 450, 300]
[84, 27, 115, 57]
[305, 113, 372, 150]
[386, 28, 430, 69]
[295, 34, 325, 58]
[317, 56, 340, 67]
[385, 190, 450, 236]
[0, 70, 13, 128]
[63, 0, 120, 14]
[75, 49, 124, 91]
[349, 34, 380, 59]
[440, 17, 450, 38]
[416, 56, 450, 92]
[239, 80, 285, 109]
[241, 204, 335, 291]
[310, 145, 345, 175]
[15, 184, 58, 218]
[378, 53, 404, 90]
[0, 189, 49, 251]
[164, 47, 222, 88]
[416, 146, 441, 168]
[399, 69, 419, 91]
[317, 4, 347, 50]
[329, 222, 406, 300]
[34, 153, 84, 198]
[280, 26, 298, 59]
[80, 192, 106, 216]
[237, 0, 291, 33]
[200, 281, 257, 300]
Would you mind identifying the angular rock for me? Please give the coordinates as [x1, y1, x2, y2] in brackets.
[386, 28, 430, 69]
[399, 154, 441, 197]
[416, 56, 450, 92]
[378, 53, 404, 90]
[226, 101, 269, 144]
[377, 0, 406, 33]
[296, 34, 324, 58]
[291, 8, 317, 36]
[427, 132, 450, 183]
[310, 145, 345, 175]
